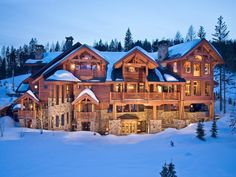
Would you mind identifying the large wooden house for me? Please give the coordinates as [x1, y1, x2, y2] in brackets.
[13, 38, 223, 135]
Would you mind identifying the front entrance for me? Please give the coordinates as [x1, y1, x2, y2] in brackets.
[121, 120, 137, 134]
[81, 122, 91, 131]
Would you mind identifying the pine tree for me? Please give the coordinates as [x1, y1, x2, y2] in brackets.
[211, 118, 218, 138]
[212, 16, 230, 113]
[109, 40, 116, 51]
[160, 163, 169, 177]
[168, 162, 177, 177]
[117, 42, 123, 52]
[212, 16, 230, 42]
[152, 39, 159, 52]
[54, 41, 60, 52]
[196, 121, 205, 141]
[174, 31, 183, 44]
[124, 28, 134, 51]
[143, 39, 152, 52]
[186, 25, 196, 41]
[197, 26, 206, 39]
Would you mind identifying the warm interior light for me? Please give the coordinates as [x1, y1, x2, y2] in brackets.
[34, 85, 38, 89]
[71, 64, 75, 70]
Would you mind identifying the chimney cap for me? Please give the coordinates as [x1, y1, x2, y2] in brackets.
[65, 36, 74, 41]
[158, 40, 169, 46]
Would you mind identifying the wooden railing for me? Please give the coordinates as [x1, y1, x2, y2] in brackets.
[110, 92, 180, 101]
[75, 70, 105, 78]
[18, 110, 35, 118]
[76, 112, 97, 119]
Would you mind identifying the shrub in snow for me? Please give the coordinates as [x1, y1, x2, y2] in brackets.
[196, 121, 205, 141]
[160, 162, 177, 177]
[210, 119, 218, 138]
[170, 140, 174, 147]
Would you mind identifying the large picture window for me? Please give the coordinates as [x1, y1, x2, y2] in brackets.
[193, 81, 201, 96]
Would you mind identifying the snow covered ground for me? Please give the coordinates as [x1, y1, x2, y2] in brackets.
[0, 101, 236, 177]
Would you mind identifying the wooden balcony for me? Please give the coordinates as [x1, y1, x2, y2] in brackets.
[76, 112, 97, 121]
[18, 110, 35, 118]
[75, 70, 105, 78]
[110, 92, 180, 102]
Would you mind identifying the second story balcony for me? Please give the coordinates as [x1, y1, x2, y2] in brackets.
[110, 92, 180, 103]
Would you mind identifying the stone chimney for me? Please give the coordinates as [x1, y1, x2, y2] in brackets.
[64, 36, 74, 51]
[158, 40, 169, 61]
[35, 45, 44, 59]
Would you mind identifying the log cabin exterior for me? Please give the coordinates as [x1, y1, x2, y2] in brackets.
[13, 38, 224, 135]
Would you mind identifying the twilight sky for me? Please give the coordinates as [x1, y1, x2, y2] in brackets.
[0, 0, 235, 48]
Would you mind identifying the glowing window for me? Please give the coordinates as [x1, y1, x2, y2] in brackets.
[195, 55, 203, 61]
[128, 67, 136, 72]
[205, 63, 210, 75]
[185, 81, 191, 96]
[193, 81, 201, 96]
[193, 63, 201, 76]
[184, 61, 191, 73]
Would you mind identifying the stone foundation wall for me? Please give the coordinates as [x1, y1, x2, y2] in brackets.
[149, 119, 162, 134]
[109, 119, 121, 135]
[184, 112, 209, 122]
[48, 98, 72, 130]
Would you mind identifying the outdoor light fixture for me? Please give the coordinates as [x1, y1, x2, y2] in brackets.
[34, 85, 38, 89]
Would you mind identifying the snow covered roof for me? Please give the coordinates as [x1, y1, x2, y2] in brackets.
[73, 88, 99, 104]
[25, 52, 62, 64]
[46, 70, 81, 82]
[17, 83, 29, 93]
[149, 39, 201, 61]
[147, 67, 185, 82]
[26, 90, 39, 102]
[13, 104, 25, 110]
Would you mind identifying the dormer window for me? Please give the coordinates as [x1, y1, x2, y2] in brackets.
[184, 61, 191, 73]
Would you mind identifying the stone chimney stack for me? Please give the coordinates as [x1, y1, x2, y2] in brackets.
[158, 40, 169, 61]
[64, 36, 74, 51]
[35, 45, 44, 59]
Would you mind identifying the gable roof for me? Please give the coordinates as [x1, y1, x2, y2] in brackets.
[15, 90, 40, 104]
[72, 88, 99, 105]
[113, 46, 158, 68]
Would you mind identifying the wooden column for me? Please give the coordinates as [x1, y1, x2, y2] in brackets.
[153, 105, 157, 120]
[112, 104, 117, 120]
[209, 101, 214, 119]
[179, 85, 184, 119]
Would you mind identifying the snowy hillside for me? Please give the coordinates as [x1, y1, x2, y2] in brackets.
[0, 74, 30, 110]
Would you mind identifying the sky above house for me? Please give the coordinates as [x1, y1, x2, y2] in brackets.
[0, 0, 235, 48]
